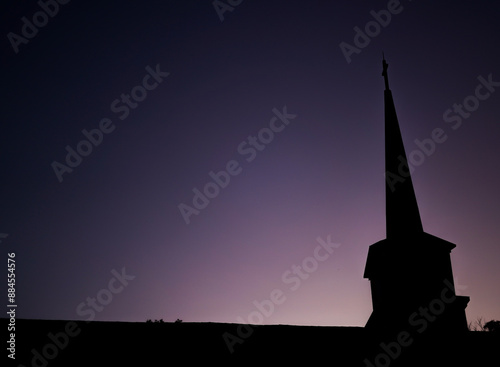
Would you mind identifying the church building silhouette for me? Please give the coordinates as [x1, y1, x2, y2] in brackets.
[363, 57, 469, 335]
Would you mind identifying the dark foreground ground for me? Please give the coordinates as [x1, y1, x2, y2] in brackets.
[3, 318, 499, 366]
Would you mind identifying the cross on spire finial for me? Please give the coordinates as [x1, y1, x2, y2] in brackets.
[382, 53, 390, 90]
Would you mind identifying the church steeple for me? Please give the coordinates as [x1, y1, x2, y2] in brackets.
[363, 57, 469, 336]
[383, 56, 423, 238]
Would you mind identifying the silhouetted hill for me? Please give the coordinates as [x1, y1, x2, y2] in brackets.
[3, 318, 498, 366]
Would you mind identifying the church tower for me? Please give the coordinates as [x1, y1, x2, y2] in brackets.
[363, 57, 469, 335]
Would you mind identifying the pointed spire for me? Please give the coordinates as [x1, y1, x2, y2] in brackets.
[383, 56, 423, 238]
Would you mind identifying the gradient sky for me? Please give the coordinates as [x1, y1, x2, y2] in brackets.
[1, 0, 499, 327]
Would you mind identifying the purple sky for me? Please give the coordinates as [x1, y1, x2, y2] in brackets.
[1, 0, 499, 327]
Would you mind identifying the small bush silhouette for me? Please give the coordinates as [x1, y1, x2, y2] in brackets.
[469, 317, 486, 331]
[484, 320, 500, 333]
[146, 318, 164, 323]
[468, 317, 500, 332]
[146, 318, 183, 323]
